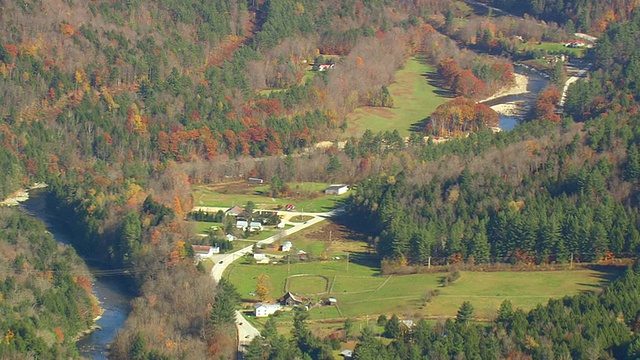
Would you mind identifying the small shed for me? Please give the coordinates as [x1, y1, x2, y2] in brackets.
[340, 349, 353, 358]
[325, 184, 349, 195]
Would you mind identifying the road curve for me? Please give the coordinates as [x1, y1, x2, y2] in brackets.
[202, 208, 338, 353]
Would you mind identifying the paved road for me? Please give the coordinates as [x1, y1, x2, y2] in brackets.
[202, 207, 338, 353]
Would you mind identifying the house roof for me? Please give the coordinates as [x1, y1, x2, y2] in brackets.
[226, 205, 244, 215]
[191, 245, 212, 254]
[282, 292, 304, 303]
[254, 302, 282, 310]
[326, 184, 348, 191]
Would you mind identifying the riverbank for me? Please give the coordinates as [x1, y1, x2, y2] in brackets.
[0, 182, 47, 206]
[480, 72, 530, 103]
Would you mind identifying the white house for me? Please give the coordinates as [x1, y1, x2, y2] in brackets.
[236, 220, 249, 230]
[276, 222, 285, 229]
[192, 245, 215, 263]
[282, 241, 292, 252]
[325, 184, 349, 195]
[249, 221, 263, 232]
[192, 245, 214, 258]
[254, 302, 282, 317]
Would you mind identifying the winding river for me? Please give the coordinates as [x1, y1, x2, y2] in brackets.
[489, 66, 549, 130]
[20, 190, 132, 359]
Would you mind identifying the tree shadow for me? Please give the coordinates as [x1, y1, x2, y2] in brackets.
[409, 117, 430, 133]
[422, 71, 455, 98]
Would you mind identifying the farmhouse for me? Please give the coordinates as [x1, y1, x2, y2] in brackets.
[282, 241, 292, 252]
[225, 205, 244, 217]
[192, 245, 214, 259]
[325, 184, 349, 195]
[254, 302, 282, 317]
[192, 245, 217, 263]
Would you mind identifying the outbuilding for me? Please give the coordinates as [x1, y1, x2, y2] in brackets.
[325, 184, 349, 195]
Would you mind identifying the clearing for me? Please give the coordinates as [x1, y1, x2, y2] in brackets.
[344, 57, 451, 137]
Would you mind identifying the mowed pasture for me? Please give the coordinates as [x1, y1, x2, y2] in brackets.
[192, 181, 346, 212]
[344, 57, 451, 137]
[227, 254, 619, 320]
[230, 222, 621, 336]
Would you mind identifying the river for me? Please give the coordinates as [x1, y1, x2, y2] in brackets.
[487, 66, 549, 130]
[20, 190, 132, 360]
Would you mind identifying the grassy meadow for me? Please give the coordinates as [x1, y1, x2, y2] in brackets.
[227, 255, 618, 320]
[192, 182, 346, 212]
[344, 57, 451, 137]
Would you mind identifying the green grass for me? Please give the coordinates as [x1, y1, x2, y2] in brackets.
[344, 57, 451, 137]
[187, 221, 223, 235]
[288, 275, 330, 294]
[517, 42, 586, 58]
[192, 182, 346, 212]
[227, 258, 620, 322]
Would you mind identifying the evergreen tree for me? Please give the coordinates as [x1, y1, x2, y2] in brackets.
[384, 314, 401, 338]
[456, 301, 474, 324]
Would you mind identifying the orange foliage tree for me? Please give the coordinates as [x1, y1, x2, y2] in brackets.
[428, 97, 498, 137]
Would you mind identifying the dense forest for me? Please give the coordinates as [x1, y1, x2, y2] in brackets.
[0, 210, 97, 358]
[345, 9, 640, 269]
[488, 0, 639, 33]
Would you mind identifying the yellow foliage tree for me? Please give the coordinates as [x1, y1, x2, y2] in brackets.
[256, 274, 272, 301]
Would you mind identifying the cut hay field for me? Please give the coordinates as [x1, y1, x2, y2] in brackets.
[344, 57, 451, 137]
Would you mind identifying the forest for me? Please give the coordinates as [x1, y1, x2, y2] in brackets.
[0, 210, 97, 358]
[0, 0, 639, 358]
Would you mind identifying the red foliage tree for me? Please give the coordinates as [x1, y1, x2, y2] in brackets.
[534, 86, 562, 123]
[453, 69, 486, 98]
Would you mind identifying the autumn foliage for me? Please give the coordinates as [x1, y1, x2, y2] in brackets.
[428, 97, 499, 137]
[438, 58, 487, 98]
[534, 87, 562, 123]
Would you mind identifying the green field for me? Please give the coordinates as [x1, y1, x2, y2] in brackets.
[228, 258, 619, 322]
[187, 221, 223, 235]
[344, 57, 451, 137]
[192, 182, 346, 212]
[518, 41, 587, 58]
